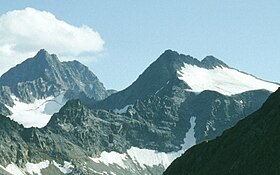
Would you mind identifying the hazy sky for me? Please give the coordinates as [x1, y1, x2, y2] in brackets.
[1, 1, 280, 90]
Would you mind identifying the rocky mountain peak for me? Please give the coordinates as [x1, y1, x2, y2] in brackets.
[0, 49, 61, 87]
[35, 49, 49, 58]
[93, 49, 195, 109]
[158, 50, 229, 70]
[33, 49, 60, 64]
[0, 49, 109, 105]
[201, 55, 229, 68]
[157, 49, 200, 69]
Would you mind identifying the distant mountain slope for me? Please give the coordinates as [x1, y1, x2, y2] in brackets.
[94, 50, 193, 110]
[0, 49, 278, 175]
[0, 49, 108, 102]
[0, 100, 192, 175]
[164, 88, 280, 175]
[93, 50, 278, 145]
[85, 50, 278, 174]
[94, 50, 278, 110]
[0, 49, 109, 127]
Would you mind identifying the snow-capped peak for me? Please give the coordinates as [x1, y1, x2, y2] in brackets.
[177, 63, 279, 96]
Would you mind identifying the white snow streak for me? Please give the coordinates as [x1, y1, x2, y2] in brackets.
[113, 104, 133, 114]
[1, 160, 75, 175]
[90, 117, 196, 169]
[53, 161, 74, 174]
[4, 163, 24, 175]
[90, 151, 128, 169]
[178, 64, 279, 96]
[3, 160, 49, 175]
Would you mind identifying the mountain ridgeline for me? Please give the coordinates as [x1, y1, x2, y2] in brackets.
[0, 49, 109, 104]
[93, 50, 230, 110]
[164, 87, 280, 175]
[0, 49, 111, 124]
[0, 49, 278, 175]
[93, 49, 276, 144]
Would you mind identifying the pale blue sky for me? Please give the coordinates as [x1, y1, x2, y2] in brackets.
[1, 1, 280, 90]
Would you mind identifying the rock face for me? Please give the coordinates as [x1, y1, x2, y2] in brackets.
[0, 100, 170, 175]
[93, 49, 278, 146]
[0, 49, 109, 127]
[0, 49, 108, 104]
[94, 50, 200, 110]
[0, 49, 278, 175]
[164, 88, 280, 175]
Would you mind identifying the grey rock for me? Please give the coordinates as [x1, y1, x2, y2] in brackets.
[0, 49, 275, 175]
[0, 49, 108, 103]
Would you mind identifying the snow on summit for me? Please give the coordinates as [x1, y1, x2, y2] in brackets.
[177, 63, 279, 96]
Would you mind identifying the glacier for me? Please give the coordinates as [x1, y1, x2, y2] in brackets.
[178, 64, 279, 96]
[5, 93, 66, 128]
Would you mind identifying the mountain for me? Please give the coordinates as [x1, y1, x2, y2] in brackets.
[94, 50, 277, 110]
[0, 49, 109, 127]
[164, 87, 280, 175]
[86, 50, 278, 174]
[0, 49, 278, 175]
[93, 50, 278, 144]
[0, 100, 176, 175]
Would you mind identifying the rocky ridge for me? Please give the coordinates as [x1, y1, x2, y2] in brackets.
[164, 87, 280, 175]
[0, 49, 278, 175]
[0, 49, 111, 127]
[0, 49, 109, 104]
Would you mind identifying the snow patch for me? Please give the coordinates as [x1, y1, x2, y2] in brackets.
[178, 64, 279, 96]
[4, 163, 24, 175]
[6, 93, 66, 128]
[206, 120, 216, 133]
[180, 116, 196, 150]
[24, 160, 50, 175]
[90, 117, 196, 170]
[89, 169, 103, 174]
[90, 151, 128, 169]
[3, 160, 49, 175]
[89, 84, 94, 90]
[88, 168, 104, 174]
[53, 161, 74, 174]
[113, 104, 133, 114]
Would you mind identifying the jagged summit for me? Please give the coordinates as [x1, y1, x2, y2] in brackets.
[201, 55, 229, 68]
[94, 49, 195, 110]
[0, 49, 109, 125]
[0, 49, 108, 101]
[156, 49, 200, 69]
[158, 50, 228, 69]
[33, 49, 60, 63]
[35, 49, 49, 57]
[0, 49, 60, 86]
[95, 49, 278, 110]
